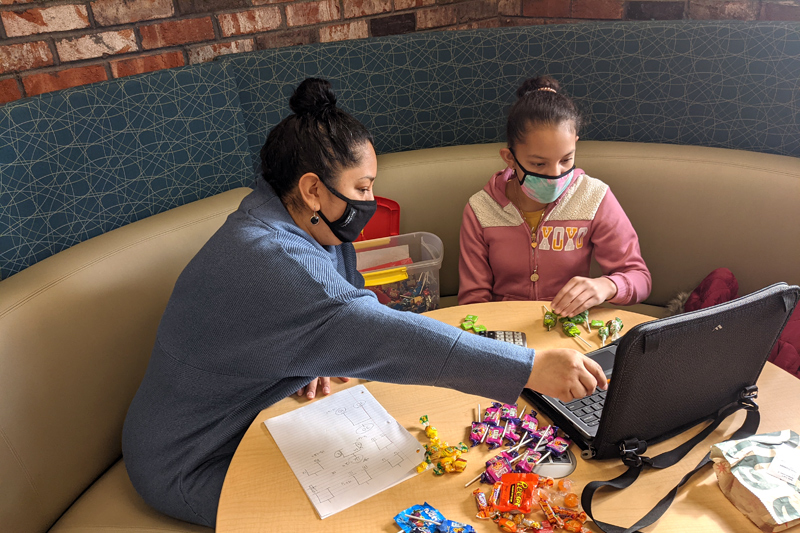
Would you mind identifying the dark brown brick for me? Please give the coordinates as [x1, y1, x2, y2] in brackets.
[23, 65, 107, 97]
[370, 13, 415, 37]
[522, 0, 570, 18]
[455, 0, 498, 23]
[110, 51, 185, 78]
[625, 1, 684, 20]
[140, 17, 215, 49]
[573, 0, 624, 19]
[177, 0, 249, 15]
[256, 28, 319, 49]
[0, 77, 22, 104]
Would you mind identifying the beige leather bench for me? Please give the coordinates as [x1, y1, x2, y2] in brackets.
[1, 141, 797, 532]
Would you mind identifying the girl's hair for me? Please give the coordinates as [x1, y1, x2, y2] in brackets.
[506, 75, 582, 148]
[260, 78, 374, 207]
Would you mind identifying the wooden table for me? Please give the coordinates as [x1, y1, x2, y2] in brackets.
[217, 301, 800, 532]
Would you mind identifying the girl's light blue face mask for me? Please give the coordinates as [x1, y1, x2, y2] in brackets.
[511, 149, 575, 204]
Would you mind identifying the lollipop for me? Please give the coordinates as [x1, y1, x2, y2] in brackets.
[598, 326, 609, 347]
[607, 317, 624, 341]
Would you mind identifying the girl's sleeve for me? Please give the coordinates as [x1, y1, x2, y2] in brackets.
[458, 203, 494, 304]
[591, 189, 652, 305]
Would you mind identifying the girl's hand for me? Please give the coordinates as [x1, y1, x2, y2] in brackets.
[551, 276, 617, 317]
[297, 377, 351, 399]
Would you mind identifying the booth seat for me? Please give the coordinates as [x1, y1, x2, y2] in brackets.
[2, 139, 798, 533]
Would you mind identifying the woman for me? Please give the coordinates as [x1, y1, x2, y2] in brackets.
[122, 78, 606, 527]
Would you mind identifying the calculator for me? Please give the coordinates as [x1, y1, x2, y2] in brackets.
[478, 330, 527, 348]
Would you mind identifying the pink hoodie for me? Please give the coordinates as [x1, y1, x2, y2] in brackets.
[458, 168, 651, 305]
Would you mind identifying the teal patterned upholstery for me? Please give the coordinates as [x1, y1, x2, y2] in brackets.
[2, 22, 799, 278]
[0, 62, 253, 279]
[223, 22, 800, 170]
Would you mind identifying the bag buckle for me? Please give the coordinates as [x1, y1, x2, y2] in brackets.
[739, 386, 759, 410]
[619, 438, 648, 468]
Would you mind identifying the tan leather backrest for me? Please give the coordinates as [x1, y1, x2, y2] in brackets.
[375, 142, 800, 305]
[0, 188, 250, 533]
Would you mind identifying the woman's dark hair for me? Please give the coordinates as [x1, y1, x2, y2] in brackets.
[507, 75, 582, 148]
[260, 78, 373, 208]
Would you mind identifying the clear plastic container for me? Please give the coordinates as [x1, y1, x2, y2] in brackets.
[353, 232, 444, 313]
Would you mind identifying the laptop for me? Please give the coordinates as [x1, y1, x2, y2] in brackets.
[523, 283, 799, 460]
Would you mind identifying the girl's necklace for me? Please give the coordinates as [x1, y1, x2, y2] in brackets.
[512, 184, 545, 248]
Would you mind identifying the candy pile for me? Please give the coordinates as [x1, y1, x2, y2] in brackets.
[417, 415, 470, 475]
[459, 314, 487, 334]
[474, 473, 590, 533]
[395, 502, 476, 533]
[368, 271, 439, 313]
[542, 306, 623, 348]
[467, 403, 571, 485]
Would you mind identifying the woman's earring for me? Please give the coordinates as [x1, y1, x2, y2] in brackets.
[310, 212, 320, 225]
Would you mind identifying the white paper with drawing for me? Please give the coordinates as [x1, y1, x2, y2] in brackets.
[264, 385, 422, 519]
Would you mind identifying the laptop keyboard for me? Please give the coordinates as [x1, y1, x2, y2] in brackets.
[562, 388, 606, 428]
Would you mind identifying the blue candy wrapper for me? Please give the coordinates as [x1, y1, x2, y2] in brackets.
[437, 519, 476, 532]
[394, 503, 476, 533]
[394, 503, 445, 533]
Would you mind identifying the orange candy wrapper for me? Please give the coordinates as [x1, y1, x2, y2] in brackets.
[494, 473, 539, 514]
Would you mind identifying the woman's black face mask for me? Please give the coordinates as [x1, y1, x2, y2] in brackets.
[318, 181, 377, 243]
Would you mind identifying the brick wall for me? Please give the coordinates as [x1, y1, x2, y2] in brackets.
[1, 0, 798, 105]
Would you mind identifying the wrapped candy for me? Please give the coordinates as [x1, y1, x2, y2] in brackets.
[496, 517, 517, 532]
[483, 406, 501, 425]
[520, 413, 539, 434]
[513, 448, 542, 473]
[552, 505, 588, 523]
[598, 326, 609, 347]
[540, 500, 564, 529]
[495, 473, 538, 513]
[563, 492, 579, 508]
[473, 489, 493, 519]
[532, 425, 557, 442]
[607, 317, 624, 340]
[437, 519, 476, 533]
[545, 436, 572, 457]
[469, 421, 488, 446]
[394, 503, 445, 533]
[485, 424, 505, 450]
[543, 311, 558, 331]
[589, 319, 605, 330]
[503, 418, 523, 445]
[482, 455, 513, 484]
[562, 321, 581, 338]
[499, 402, 518, 420]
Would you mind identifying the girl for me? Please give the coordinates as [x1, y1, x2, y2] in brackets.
[122, 78, 606, 527]
[458, 75, 651, 318]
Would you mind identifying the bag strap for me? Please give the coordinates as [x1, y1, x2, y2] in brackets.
[581, 387, 760, 533]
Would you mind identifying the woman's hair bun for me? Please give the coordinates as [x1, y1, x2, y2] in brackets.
[289, 78, 338, 116]
[516, 75, 561, 99]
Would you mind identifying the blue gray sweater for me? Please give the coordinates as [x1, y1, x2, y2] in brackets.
[121, 179, 535, 527]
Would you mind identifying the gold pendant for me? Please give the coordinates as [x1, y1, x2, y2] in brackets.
[531, 242, 537, 249]
[530, 273, 539, 282]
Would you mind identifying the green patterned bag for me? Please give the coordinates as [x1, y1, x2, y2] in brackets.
[711, 430, 800, 532]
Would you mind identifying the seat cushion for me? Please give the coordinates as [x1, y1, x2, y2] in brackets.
[49, 460, 211, 533]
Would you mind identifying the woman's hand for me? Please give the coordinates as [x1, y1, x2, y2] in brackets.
[297, 377, 351, 399]
[551, 276, 617, 317]
[526, 348, 607, 402]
